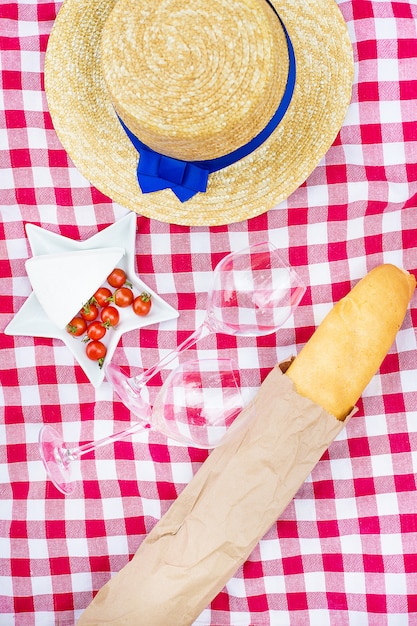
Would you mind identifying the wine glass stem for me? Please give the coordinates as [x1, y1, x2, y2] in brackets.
[67, 421, 150, 460]
[129, 321, 212, 390]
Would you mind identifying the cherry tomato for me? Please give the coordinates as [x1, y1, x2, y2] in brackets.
[86, 340, 107, 366]
[66, 316, 87, 336]
[85, 321, 106, 341]
[92, 287, 112, 307]
[112, 287, 134, 308]
[80, 302, 99, 322]
[100, 305, 120, 328]
[132, 292, 152, 316]
[107, 268, 128, 288]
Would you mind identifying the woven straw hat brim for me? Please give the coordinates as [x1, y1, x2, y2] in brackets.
[45, 0, 354, 226]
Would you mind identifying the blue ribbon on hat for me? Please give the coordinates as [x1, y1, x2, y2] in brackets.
[119, 6, 296, 202]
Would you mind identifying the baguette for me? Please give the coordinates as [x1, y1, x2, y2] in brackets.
[77, 264, 415, 626]
[286, 264, 416, 419]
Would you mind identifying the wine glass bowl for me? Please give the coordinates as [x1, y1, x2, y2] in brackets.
[151, 358, 254, 449]
[204, 241, 306, 336]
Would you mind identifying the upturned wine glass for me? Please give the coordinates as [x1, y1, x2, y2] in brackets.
[39, 358, 255, 494]
[105, 241, 305, 416]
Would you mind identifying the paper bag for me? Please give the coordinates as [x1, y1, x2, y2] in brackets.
[77, 366, 348, 625]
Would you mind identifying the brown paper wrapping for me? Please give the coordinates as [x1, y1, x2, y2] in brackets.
[77, 366, 349, 625]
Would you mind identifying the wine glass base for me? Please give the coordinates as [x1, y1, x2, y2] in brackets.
[105, 362, 152, 420]
[39, 425, 75, 495]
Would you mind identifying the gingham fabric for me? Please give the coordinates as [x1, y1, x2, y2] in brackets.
[1, 1, 417, 625]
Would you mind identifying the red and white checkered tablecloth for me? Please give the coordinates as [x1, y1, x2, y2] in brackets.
[1, 1, 417, 624]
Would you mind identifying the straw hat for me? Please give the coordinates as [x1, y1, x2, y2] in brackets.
[45, 0, 353, 226]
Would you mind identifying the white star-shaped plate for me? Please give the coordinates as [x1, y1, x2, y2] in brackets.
[4, 212, 179, 388]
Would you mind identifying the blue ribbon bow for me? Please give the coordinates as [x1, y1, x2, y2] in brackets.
[119, 4, 296, 202]
[135, 142, 209, 202]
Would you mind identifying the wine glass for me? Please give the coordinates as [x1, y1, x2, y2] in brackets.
[105, 241, 305, 416]
[39, 358, 255, 495]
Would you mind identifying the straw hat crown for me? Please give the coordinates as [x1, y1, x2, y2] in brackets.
[44, 0, 354, 225]
[101, 0, 290, 161]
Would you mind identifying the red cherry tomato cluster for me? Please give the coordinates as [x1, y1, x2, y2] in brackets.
[66, 267, 152, 368]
